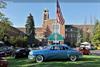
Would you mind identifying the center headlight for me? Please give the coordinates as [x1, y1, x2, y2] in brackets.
[29, 51, 33, 55]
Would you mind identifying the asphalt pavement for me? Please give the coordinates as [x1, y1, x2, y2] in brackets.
[90, 50, 100, 56]
[75, 47, 100, 56]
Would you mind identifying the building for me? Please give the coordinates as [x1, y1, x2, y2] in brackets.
[17, 27, 26, 33]
[17, 9, 94, 46]
[16, 0, 94, 46]
[65, 25, 93, 46]
[0, 22, 25, 38]
[35, 9, 65, 44]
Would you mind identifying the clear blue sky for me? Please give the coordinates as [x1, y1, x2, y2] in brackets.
[2, 1, 100, 27]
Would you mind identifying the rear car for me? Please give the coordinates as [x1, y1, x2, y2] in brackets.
[0, 51, 5, 57]
[14, 48, 30, 59]
[0, 46, 14, 56]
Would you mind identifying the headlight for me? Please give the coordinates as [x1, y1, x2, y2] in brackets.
[29, 51, 33, 55]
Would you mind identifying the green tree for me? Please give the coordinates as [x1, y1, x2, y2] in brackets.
[25, 13, 35, 47]
[0, 12, 5, 20]
[92, 20, 100, 46]
[0, 1, 7, 8]
[82, 27, 90, 42]
[0, 1, 7, 20]
[0, 1, 12, 41]
[9, 36, 28, 47]
[76, 28, 82, 47]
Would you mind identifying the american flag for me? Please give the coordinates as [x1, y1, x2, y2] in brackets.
[56, 0, 65, 25]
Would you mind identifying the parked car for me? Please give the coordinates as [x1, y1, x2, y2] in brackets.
[0, 41, 4, 47]
[0, 51, 5, 57]
[79, 47, 90, 55]
[14, 48, 30, 59]
[4, 49, 13, 56]
[80, 42, 92, 49]
[28, 44, 82, 63]
[0, 46, 13, 56]
[0, 57, 8, 67]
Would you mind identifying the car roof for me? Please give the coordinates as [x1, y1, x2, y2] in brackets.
[49, 44, 70, 47]
[16, 48, 25, 50]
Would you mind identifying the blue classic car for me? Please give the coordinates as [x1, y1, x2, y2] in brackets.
[28, 44, 82, 62]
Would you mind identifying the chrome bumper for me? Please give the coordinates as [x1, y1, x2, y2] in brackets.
[28, 55, 35, 61]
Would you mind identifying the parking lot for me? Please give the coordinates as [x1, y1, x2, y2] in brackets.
[90, 50, 100, 56]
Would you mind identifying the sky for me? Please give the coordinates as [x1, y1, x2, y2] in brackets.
[1, 0, 100, 27]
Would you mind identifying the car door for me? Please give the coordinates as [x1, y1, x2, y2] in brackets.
[20, 49, 26, 56]
[47, 46, 61, 60]
[57, 46, 69, 59]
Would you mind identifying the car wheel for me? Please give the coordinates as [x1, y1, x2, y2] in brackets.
[69, 55, 77, 61]
[35, 55, 44, 63]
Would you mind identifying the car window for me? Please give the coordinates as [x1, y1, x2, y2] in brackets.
[54, 46, 60, 50]
[20, 49, 25, 52]
[60, 46, 68, 50]
[50, 46, 60, 50]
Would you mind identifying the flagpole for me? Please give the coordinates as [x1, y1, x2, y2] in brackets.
[55, 0, 65, 44]
[54, 0, 58, 44]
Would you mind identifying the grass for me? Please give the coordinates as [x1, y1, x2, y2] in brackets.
[6, 55, 100, 67]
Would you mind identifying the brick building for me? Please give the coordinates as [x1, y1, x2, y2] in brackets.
[17, 9, 93, 46]
[36, 9, 65, 44]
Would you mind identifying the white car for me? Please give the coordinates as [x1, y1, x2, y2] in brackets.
[80, 42, 91, 49]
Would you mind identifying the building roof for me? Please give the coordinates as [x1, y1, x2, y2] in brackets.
[48, 33, 64, 41]
[35, 27, 44, 32]
[0, 22, 25, 36]
[17, 27, 26, 33]
[65, 25, 94, 28]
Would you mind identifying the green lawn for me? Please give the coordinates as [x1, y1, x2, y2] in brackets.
[6, 55, 100, 67]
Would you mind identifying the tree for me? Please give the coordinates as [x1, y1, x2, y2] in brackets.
[0, 1, 12, 41]
[76, 28, 82, 47]
[0, 1, 7, 21]
[9, 36, 28, 47]
[92, 20, 100, 46]
[82, 26, 91, 42]
[25, 13, 35, 47]
[0, 1, 7, 8]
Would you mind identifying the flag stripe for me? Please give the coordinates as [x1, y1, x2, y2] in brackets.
[56, 0, 65, 25]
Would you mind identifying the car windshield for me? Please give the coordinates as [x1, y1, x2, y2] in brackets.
[43, 46, 51, 49]
[16, 48, 24, 52]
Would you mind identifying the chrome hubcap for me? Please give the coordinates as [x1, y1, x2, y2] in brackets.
[36, 55, 43, 62]
[70, 56, 77, 61]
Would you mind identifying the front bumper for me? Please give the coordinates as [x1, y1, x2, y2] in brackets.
[28, 55, 35, 61]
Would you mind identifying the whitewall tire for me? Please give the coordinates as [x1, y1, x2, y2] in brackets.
[35, 55, 44, 63]
[69, 55, 77, 61]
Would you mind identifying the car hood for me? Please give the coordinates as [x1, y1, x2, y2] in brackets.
[29, 49, 47, 55]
